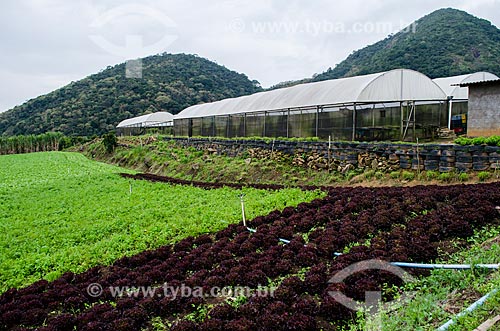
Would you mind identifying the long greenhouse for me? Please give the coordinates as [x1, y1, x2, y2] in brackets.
[174, 69, 451, 141]
[117, 112, 174, 136]
[115, 69, 498, 141]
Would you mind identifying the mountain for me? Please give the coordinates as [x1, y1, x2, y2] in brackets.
[311, 8, 500, 82]
[0, 53, 262, 136]
[267, 78, 312, 91]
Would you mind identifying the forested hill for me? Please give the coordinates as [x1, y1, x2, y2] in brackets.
[312, 8, 500, 82]
[0, 53, 262, 136]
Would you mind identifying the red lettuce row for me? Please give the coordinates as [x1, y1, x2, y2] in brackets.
[1, 183, 499, 330]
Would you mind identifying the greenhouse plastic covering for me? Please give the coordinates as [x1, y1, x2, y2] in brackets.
[176, 69, 448, 119]
[433, 72, 499, 100]
[117, 112, 174, 128]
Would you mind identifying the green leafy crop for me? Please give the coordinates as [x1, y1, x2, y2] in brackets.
[0, 152, 323, 292]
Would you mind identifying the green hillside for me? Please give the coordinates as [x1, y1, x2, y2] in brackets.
[0, 53, 261, 136]
[313, 8, 500, 82]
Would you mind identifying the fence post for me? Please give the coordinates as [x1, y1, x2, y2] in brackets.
[315, 106, 319, 138]
[352, 103, 357, 141]
[263, 111, 267, 137]
[286, 109, 290, 138]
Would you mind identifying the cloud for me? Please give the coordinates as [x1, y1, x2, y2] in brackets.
[0, 0, 499, 112]
[0, 68, 81, 111]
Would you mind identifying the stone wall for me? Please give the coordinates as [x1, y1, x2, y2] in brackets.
[167, 137, 500, 173]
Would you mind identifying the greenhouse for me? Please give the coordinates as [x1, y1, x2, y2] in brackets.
[433, 72, 499, 100]
[117, 112, 174, 136]
[433, 72, 499, 133]
[174, 69, 450, 141]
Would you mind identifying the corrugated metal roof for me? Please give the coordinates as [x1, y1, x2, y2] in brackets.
[459, 78, 500, 87]
[433, 72, 499, 99]
[175, 69, 448, 119]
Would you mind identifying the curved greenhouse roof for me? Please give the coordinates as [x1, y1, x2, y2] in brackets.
[433, 72, 499, 100]
[176, 69, 448, 119]
[117, 112, 174, 128]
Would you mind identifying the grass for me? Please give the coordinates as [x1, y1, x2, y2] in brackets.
[345, 225, 500, 331]
[80, 136, 500, 189]
[86, 137, 345, 187]
[92, 136, 500, 190]
[0, 152, 324, 293]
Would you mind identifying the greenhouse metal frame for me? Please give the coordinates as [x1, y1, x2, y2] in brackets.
[433, 72, 499, 129]
[117, 112, 174, 136]
[175, 69, 450, 141]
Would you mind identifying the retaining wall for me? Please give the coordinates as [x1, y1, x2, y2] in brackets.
[166, 137, 500, 173]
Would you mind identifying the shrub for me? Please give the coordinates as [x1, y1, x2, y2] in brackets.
[458, 172, 469, 182]
[478, 171, 491, 182]
[472, 137, 486, 145]
[390, 171, 400, 180]
[425, 171, 439, 180]
[402, 171, 415, 181]
[485, 136, 500, 146]
[58, 136, 73, 151]
[102, 132, 118, 153]
[455, 135, 500, 146]
[455, 136, 472, 146]
[438, 172, 453, 182]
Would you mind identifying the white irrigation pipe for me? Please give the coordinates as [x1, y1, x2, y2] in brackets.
[241, 202, 500, 330]
[437, 289, 498, 331]
[333, 253, 499, 270]
[249, 224, 500, 330]
[244, 218, 499, 271]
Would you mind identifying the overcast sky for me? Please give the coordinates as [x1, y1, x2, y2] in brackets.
[1, 0, 499, 113]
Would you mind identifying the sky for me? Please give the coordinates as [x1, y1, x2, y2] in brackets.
[1, 0, 499, 113]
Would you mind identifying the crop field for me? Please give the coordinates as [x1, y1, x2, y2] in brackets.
[0, 152, 322, 293]
[1, 175, 499, 330]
